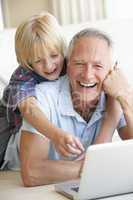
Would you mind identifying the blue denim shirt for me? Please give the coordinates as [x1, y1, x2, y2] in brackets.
[2, 75, 126, 170]
[22, 75, 126, 161]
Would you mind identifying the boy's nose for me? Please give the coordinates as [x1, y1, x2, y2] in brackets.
[45, 60, 55, 72]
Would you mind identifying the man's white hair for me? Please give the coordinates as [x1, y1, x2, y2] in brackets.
[67, 28, 113, 60]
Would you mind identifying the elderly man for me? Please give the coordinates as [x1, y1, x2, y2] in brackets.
[4, 28, 133, 186]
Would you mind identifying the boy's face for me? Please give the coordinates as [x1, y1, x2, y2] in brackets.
[32, 50, 64, 80]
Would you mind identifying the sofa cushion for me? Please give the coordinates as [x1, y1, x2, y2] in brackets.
[0, 29, 18, 98]
[0, 29, 18, 83]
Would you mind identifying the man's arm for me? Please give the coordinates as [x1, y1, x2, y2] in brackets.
[20, 130, 83, 187]
[94, 97, 121, 144]
[103, 67, 133, 139]
[116, 88, 133, 139]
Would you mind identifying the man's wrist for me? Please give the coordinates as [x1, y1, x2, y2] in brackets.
[116, 88, 133, 111]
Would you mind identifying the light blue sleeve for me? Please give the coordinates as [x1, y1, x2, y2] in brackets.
[21, 84, 50, 134]
[117, 114, 126, 130]
[22, 119, 38, 134]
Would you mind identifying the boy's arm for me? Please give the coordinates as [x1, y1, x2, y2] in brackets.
[94, 97, 122, 144]
[18, 96, 62, 140]
[18, 96, 84, 156]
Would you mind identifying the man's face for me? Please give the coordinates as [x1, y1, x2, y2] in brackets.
[67, 36, 112, 108]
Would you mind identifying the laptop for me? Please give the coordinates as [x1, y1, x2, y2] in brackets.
[55, 139, 133, 200]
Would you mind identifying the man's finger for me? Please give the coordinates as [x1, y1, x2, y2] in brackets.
[59, 146, 72, 157]
[75, 152, 85, 161]
[66, 143, 82, 155]
[75, 137, 85, 152]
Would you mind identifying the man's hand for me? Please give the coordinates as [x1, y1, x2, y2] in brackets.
[103, 66, 130, 99]
[53, 132, 85, 158]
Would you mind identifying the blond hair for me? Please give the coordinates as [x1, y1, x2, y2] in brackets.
[15, 12, 66, 69]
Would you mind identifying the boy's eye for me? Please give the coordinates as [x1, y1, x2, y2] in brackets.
[34, 59, 41, 64]
[51, 54, 59, 58]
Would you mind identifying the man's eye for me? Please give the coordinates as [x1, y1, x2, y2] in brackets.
[95, 65, 103, 69]
[75, 62, 84, 66]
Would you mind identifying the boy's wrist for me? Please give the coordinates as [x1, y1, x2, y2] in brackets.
[50, 127, 62, 141]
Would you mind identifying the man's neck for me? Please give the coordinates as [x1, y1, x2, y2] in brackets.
[74, 100, 98, 122]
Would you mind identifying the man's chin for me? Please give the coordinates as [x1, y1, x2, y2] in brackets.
[81, 91, 99, 101]
[74, 93, 99, 109]
[71, 89, 100, 108]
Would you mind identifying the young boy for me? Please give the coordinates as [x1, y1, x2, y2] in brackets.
[0, 12, 120, 168]
[0, 12, 84, 167]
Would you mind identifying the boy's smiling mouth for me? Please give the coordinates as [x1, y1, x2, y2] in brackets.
[45, 67, 57, 75]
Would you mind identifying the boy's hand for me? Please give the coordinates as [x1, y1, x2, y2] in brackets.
[53, 132, 85, 157]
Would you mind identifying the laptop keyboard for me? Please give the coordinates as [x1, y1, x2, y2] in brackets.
[72, 186, 79, 192]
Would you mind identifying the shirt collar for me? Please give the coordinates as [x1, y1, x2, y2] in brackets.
[86, 92, 106, 127]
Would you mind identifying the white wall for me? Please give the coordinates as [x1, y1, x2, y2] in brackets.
[2, 0, 105, 27]
[3, 0, 49, 28]
[105, 0, 133, 19]
[0, 0, 4, 30]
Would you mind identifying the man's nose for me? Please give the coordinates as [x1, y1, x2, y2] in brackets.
[82, 64, 94, 80]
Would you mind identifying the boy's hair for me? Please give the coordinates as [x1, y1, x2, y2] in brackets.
[67, 28, 113, 60]
[15, 12, 66, 68]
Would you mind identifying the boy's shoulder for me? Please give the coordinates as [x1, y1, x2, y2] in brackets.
[36, 75, 67, 95]
[11, 66, 34, 81]
[11, 66, 48, 83]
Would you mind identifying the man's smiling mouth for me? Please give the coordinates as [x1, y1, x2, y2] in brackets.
[79, 82, 97, 88]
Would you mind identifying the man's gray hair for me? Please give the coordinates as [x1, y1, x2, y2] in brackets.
[67, 28, 113, 59]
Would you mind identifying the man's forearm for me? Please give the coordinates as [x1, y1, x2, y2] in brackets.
[20, 131, 82, 187]
[22, 159, 81, 187]
[117, 89, 133, 138]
